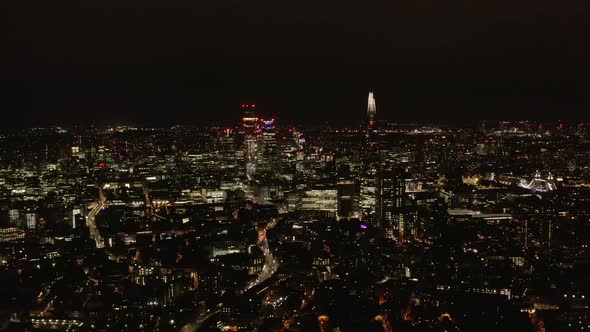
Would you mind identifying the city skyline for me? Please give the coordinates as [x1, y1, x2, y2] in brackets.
[0, 92, 587, 129]
[1, 109, 589, 331]
[1, 1, 589, 331]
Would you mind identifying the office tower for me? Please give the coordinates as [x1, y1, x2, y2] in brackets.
[241, 104, 258, 178]
[361, 91, 379, 220]
[377, 170, 406, 240]
[279, 127, 304, 174]
[258, 118, 278, 172]
[218, 128, 236, 152]
[360, 163, 378, 219]
[367, 91, 376, 124]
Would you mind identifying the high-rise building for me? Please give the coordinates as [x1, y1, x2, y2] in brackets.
[241, 104, 259, 178]
[359, 163, 378, 219]
[242, 104, 258, 135]
[361, 91, 379, 220]
[377, 171, 406, 239]
[217, 127, 242, 168]
[364, 91, 378, 148]
[279, 127, 304, 174]
[218, 128, 236, 151]
[258, 118, 278, 172]
[367, 91, 376, 124]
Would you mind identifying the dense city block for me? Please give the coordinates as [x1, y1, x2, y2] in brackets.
[1, 103, 590, 331]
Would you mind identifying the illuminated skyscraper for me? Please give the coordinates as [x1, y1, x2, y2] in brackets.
[360, 163, 378, 219]
[365, 91, 378, 145]
[241, 104, 258, 178]
[361, 91, 379, 220]
[367, 91, 376, 124]
[258, 118, 278, 172]
[242, 104, 258, 136]
[377, 170, 406, 240]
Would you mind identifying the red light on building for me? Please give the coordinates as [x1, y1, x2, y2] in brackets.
[369, 120, 375, 127]
[99, 162, 106, 168]
[251, 104, 256, 108]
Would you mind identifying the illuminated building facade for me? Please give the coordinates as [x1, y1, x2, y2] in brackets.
[360, 163, 378, 219]
[258, 118, 278, 172]
[361, 91, 379, 220]
[0, 227, 26, 242]
[241, 104, 259, 178]
[377, 171, 406, 240]
[279, 127, 304, 174]
[367, 91, 376, 124]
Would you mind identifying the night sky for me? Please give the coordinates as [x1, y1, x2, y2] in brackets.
[1, 0, 589, 127]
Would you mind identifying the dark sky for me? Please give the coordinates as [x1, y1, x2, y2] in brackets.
[1, 0, 589, 127]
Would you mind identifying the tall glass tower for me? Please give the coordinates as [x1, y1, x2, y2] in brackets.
[361, 91, 378, 221]
[241, 104, 258, 179]
[367, 91, 376, 123]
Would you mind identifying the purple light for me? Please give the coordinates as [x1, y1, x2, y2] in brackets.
[360, 224, 367, 229]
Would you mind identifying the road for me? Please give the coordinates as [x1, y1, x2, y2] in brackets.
[246, 220, 279, 291]
[241, 182, 281, 290]
[86, 190, 106, 249]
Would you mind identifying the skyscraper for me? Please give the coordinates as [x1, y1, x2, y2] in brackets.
[258, 118, 278, 172]
[367, 91, 376, 124]
[361, 91, 379, 221]
[365, 91, 378, 145]
[377, 170, 406, 240]
[359, 164, 378, 219]
[241, 104, 258, 178]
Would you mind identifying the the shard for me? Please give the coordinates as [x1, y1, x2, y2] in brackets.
[367, 91, 376, 122]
